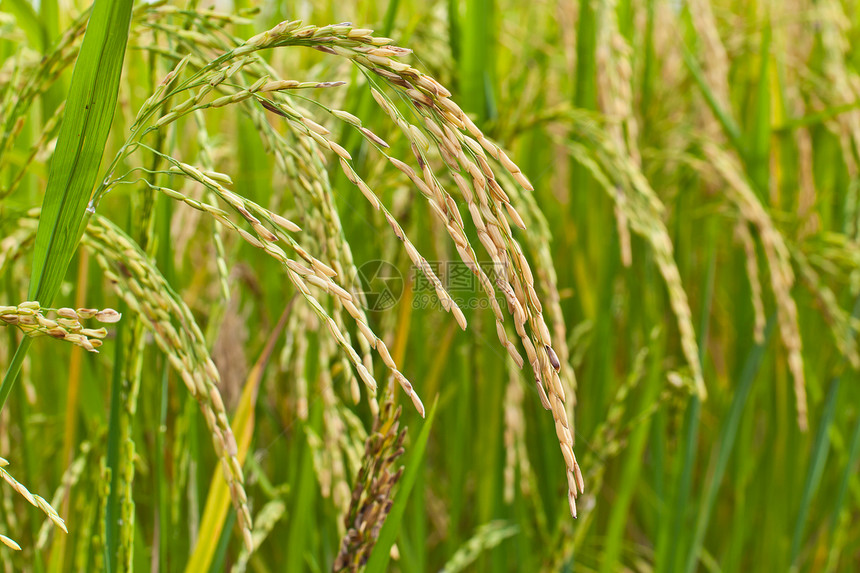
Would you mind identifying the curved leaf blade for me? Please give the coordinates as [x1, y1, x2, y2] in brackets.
[29, 0, 133, 304]
[0, 0, 133, 414]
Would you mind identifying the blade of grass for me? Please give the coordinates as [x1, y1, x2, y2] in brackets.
[659, 229, 716, 573]
[154, 365, 169, 573]
[568, 0, 600, 332]
[679, 39, 744, 155]
[684, 317, 776, 573]
[365, 398, 438, 573]
[0, 0, 133, 414]
[29, 0, 132, 305]
[774, 100, 860, 132]
[39, 0, 59, 48]
[49, 251, 90, 572]
[104, 314, 126, 573]
[825, 412, 860, 571]
[382, 0, 400, 35]
[208, 510, 236, 573]
[11, 338, 44, 573]
[666, 395, 701, 573]
[285, 403, 321, 573]
[447, 0, 461, 64]
[745, 23, 771, 197]
[477, 339, 504, 570]
[446, 344, 471, 557]
[461, 0, 496, 120]
[38, 0, 64, 117]
[641, 0, 657, 114]
[0, 339, 33, 428]
[599, 329, 666, 573]
[440, 521, 519, 573]
[574, 0, 597, 111]
[789, 377, 840, 571]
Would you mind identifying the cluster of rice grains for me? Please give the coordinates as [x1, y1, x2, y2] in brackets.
[334, 397, 406, 572]
[240, 20, 585, 516]
[80, 215, 255, 551]
[115, 14, 585, 519]
[0, 301, 120, 352]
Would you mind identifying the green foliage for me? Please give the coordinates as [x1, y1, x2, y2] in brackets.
[1, 1, 860, 572]
[0, 0, 132, 413]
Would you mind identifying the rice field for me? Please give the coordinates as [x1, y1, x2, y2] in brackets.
[0, 0, 859, 571]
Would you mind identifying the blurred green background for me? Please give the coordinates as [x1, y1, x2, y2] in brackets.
[1, 0, 860, 571]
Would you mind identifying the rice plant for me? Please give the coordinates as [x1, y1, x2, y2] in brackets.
[1, 0, 859, 571]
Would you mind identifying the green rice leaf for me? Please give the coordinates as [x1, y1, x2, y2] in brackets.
[599, 331, 666, 573]
[745, 24, 771, 196]
[684, 318, 776, 573]
[790, 378, 840, 569]
[461, 0, 496, 120]
[104, 316, 126, 573]
[825, 412, 860, 570]
[28, 0, 133, 305]
[0, 0, 133, 414]
[365, 398, 438, 573]
[680, 40, 744, 155]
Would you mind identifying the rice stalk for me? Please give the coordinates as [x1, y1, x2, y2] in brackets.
[307, 334, 367, 516]
[279, 304, 312, 421]
[92, 458, 110, 572]
[76, 213, 254, 551]
[334, 393, 406, 572]
[687, 0, 731, 115]
[81, 11, 582, 516]
[576, 336, 656, 530]
[702, 142, 808, 430]
[551, 109, 705, 398]
[0, 11, 88, 173]
[815, 0, 860, 175]
[596, 0, 638, 267]
[114, 317, 147, 570]
[0, 456, 67, 552]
